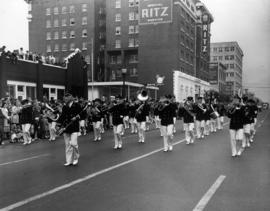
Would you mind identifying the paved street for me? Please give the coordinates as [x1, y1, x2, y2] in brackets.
[0, 111, 269, 211]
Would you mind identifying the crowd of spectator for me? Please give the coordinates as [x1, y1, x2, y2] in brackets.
[0, 45, 65, 67]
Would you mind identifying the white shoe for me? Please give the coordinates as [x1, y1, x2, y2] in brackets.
[237, 149, 243, 156]
[118, 144, 122, 149]
[72, 160, 78, 166]
[64, 162, 72, 166]
[186, 141, 190, 145]
[98, 137, 101, 141]
[250, 139, 254, 143]
[247, 143, 250, 147]
[190, 139, 194, 144]
[232, 153, 237, 157]
[201, 135, 204, 139]
[168, 145, 173, 151]
[163, 147, 168, 152]
[141, 139, 145, 143]
[114, 145, 118, 149]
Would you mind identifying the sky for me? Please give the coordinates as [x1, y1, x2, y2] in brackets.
[0, 0, 270, 102]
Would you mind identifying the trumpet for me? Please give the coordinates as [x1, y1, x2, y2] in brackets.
[197, 103, 207, 113]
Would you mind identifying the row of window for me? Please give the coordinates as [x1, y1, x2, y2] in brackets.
[115, 0, 139, 9]
[212, 55, 235, 61]
[114, 38, 139, 48]
[46, 17, 87, 28]
[46, 4, 87, 16]
[46, 42, 88, 53]
[111, 68, 138, 80]
[109, 54, 138, 64]
[115, 25, 139, 35]
[212, 46, 235, 53]
[46, 30, 88, 40]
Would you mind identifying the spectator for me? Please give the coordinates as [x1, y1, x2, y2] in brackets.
[19, 47, 24, 59]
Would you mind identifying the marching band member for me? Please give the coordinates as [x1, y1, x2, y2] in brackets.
[91, 99, 103, 142]
[250, 99, 257, 142]
[107, 96, 125, 149]
[135, 90, 149, 143]
[194, 97, 206, 139]
[153, 100, 161, 130]
[128, 99, 138, 134]
[170, 96, 178, 134]
[57, 93, 81, 166]
[159, 96, 175, 152]
[123, 100, 130, 130]
[227, 96, 245, 157]
[79, 100, 87, 136]
[20, 99, 33, 145]
[242, 97, 254, 148]
[209, 99, 219, 133]
[179, 96, 196, 144]
[217, 102, 226, 130]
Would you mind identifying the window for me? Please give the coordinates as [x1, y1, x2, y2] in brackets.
[46, 8, 51, 16]
[117, 55, 121, 64]
[54, 31, 59, 40]
[82, 42, 87, 50]
[116, 69, 122, 77]
[230, 64, 234, 69]
[54, 19, 59, 27]
[70, 18, 75, 26]
[115, 26, 121, 35]
[135, 25, 139, 33]
[62, 44, 67, 51]
[111, 70, 116, 80]
[82, 17, 87, 25]
[135, 38, 139, 47]
[62, 31, 67, 39]
[115, 13, 121, 22]
[135, 12, 139, 20]
[213, 47, 217, 52]
[115, 39, 121, 48]
[130, 68, 138, 76]
[70, 30, 75, 38]
[110, 55, 117, 64]
[129, 0, 134, 7]
[46, 32, 51, 40]
[70, 5, 75, 13]
[53, 7, 58, 15]
[115, 0, 121, 8]
[17, 85, 24, 92]
[82, 4, 87, 12]
[62, 6, 67, 14]
[219, 56, 223, 61]
[230, 55, 234, 60]
[62, 19, 67, 26]
[46, 20, 51, 28]
[128, 38, 135, 47]
[129, 54, 138, 63]
[225, 55, 229, 60]
[70, 43, 75, 51]
[82, 29, 87, 37]
[128, 25, 134, 34]
[46, 45, 51, 53]
[218, 47, 223, 52]
[135, 0, 139, 5]
[231, 46, 235, 51]
[54, 44, 59, 52]
[225, 47, 229, 52]
[129, 12, 135, 21]
[213, 56, 217, 61]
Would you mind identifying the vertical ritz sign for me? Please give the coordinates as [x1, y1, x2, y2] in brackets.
[139, 0, 173, 25]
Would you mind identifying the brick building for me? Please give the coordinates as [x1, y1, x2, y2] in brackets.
[210, 42, 244, 96]
[25, 0, 106, 82]
[209, 62, 227, 94]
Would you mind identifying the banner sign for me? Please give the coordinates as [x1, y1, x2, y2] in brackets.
[202, 13, 210, 53]
[139, 0, 173, 25]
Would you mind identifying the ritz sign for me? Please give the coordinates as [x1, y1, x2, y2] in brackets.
[139, 0, 173, 25]
[202, 14, 210, 53]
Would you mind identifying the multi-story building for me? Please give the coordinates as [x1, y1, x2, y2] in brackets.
[25, 0, 106, 82]
[209, 62, 227, 94]
[210, 42, 243, 96]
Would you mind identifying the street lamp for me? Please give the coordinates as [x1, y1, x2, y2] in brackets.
[121, 68, 127, 98]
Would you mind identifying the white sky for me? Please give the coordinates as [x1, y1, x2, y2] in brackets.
[0, 0, 270, 102]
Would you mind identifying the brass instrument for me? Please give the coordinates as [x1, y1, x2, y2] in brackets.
[182, 102, 196, 117]
[197, 103, 207, 113]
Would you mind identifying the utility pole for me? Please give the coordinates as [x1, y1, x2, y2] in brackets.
[91, 37, 94, 100]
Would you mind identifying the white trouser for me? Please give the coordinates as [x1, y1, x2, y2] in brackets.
[137, 121, 146, 141]
[196, 120, 205, 138]
[113, 124, 123, 147]
[161, 124, 174, 149]
[229, 129, 243, 155]
[63, 132, 80, 164]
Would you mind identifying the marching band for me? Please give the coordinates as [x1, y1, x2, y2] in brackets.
[0, 88, 261, 166]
